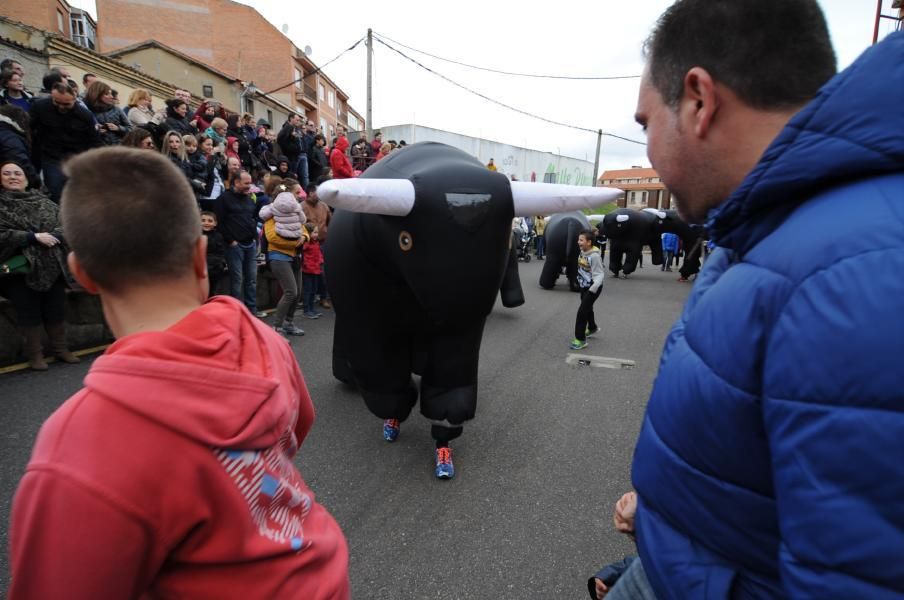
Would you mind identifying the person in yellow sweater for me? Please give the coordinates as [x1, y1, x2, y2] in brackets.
[261, 180, 310, 336]
[534, 215, 546, 260]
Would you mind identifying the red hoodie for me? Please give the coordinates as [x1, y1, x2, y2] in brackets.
[329, 136, 354, 179]
[9, 296, 349, 600]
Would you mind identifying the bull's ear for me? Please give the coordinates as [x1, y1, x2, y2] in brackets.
[511, 182, 622, 216]
[317, 178, 415, 216]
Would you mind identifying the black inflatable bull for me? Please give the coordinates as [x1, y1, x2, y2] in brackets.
[601, 208, 704, 279]
[602, 208, 664, 277]
[319, 142, 620, 476]
[538, 211, 591, 291]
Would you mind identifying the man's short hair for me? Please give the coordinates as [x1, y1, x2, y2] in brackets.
[644, 0, 836, 110]
[42, 71, 65, 92]
[82, 73, 96, 85]
[232, 170, 250, 187]
[51, 82, 75, 97]
[61, 148, 200, 291]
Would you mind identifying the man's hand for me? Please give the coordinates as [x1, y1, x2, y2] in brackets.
[35, 232, 60, 247]
[106, 123, 119, 132]
[594, 577, 608, 599]
[613, 491, 637, 535]
[230, 241, 238, 247]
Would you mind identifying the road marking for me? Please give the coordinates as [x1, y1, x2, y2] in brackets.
[565, 354, 635, 369]
[0, 344, 111, 375]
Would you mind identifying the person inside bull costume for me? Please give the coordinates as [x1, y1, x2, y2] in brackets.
[319, 142, 620, 479]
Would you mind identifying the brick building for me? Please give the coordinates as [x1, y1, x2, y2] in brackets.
[2, 0, 363, 134]
[599, 167, 674, 210]
[93, 0, 362, 133]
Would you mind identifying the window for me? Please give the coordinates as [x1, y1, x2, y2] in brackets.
[327, 91, 334, 108]
[267, 109, 273, 125]
[294, 68, 302, 89]
[57, 10, 65, 32]
[202, 85, 214, 98]
[348, 114, 359, 131]
[244, 98, 254, 115]
[318, 83, 325, 101]
[329, 125, 334, 138]
[320, 117, 327, 134]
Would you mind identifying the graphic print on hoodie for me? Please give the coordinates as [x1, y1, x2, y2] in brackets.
[9, 295, 349, 600]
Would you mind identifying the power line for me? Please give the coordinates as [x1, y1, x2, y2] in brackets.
[373, 31, 640, 81]
[373, 37, 646, 146]
[262, 37, 366, 97]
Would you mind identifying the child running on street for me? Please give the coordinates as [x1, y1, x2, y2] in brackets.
[570, 230, 604, 350]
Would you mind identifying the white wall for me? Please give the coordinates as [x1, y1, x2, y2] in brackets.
[373, 124, 596, 186]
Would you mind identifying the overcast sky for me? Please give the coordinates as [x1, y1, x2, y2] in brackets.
[75, 0, 894, 169]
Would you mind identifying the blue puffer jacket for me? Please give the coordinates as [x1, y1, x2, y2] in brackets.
[632, 33, 904, 599]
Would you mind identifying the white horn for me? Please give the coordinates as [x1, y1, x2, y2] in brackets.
[643, 208, 667, 219]
[510, 182, 622, 216]
[317, 178, 415, 216]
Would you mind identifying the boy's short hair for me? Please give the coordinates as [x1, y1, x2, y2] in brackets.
[61, 148, 201, 292]
[200, 211, 217, 220]
[578, 230, 593, 241]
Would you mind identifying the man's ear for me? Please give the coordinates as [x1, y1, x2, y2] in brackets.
[682, 67, 719, 139]
[193, 235, 208, 281]
[67, 252, 100, 295]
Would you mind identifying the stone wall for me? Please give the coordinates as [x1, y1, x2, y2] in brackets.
[0, 268, 282, 367]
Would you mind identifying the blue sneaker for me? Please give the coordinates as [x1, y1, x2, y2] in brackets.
[569, 338, 588, 350]
[435, 446, 455, 479]
[383, 418, 400, 442]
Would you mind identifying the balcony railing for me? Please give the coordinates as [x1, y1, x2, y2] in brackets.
[296, 83, 318, 105]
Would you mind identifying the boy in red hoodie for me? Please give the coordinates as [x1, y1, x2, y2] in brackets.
[8, 148, 350, 600]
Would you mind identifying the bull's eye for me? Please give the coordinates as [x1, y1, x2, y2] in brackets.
[399, 230, 413, 251]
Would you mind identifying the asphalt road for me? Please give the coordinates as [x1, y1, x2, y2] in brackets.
[0, 257, 691, 599]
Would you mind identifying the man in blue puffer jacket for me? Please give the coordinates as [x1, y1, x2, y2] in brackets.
[625, 0, 904, 598]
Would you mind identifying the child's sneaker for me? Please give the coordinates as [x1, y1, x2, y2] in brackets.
[383, 418, 400, 442]
[569, 338, 588, 350]
[282, 322, 305, 336]
[435, 446, 455, 479]
[586, 326, 599, 338]
[274, 325, 288, 337]
[303, 311, 321, 319]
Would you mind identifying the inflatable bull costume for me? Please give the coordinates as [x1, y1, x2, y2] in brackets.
[602, 207, 704, 278]
[320, 142, 620, 478]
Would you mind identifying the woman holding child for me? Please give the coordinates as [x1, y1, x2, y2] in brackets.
[260, 178, 308, 336]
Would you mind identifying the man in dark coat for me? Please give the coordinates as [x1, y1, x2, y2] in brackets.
[214, 170, 262, 317]
[29, 82, 102, 202]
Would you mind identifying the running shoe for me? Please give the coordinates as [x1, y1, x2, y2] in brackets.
[282, 322, 305, 336]
[569, 338, 588, 350]
[435, 446, 455, 479]
[586, 326, 599, 338]
[383, 418, 400, 442]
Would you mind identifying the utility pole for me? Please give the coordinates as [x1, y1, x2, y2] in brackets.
[592, 129, 602, 187]
[873, 0, 883, 44]
[366, 28, 373, 139]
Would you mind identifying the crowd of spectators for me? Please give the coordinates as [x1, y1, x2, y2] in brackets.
[0, 57, 392, 367]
